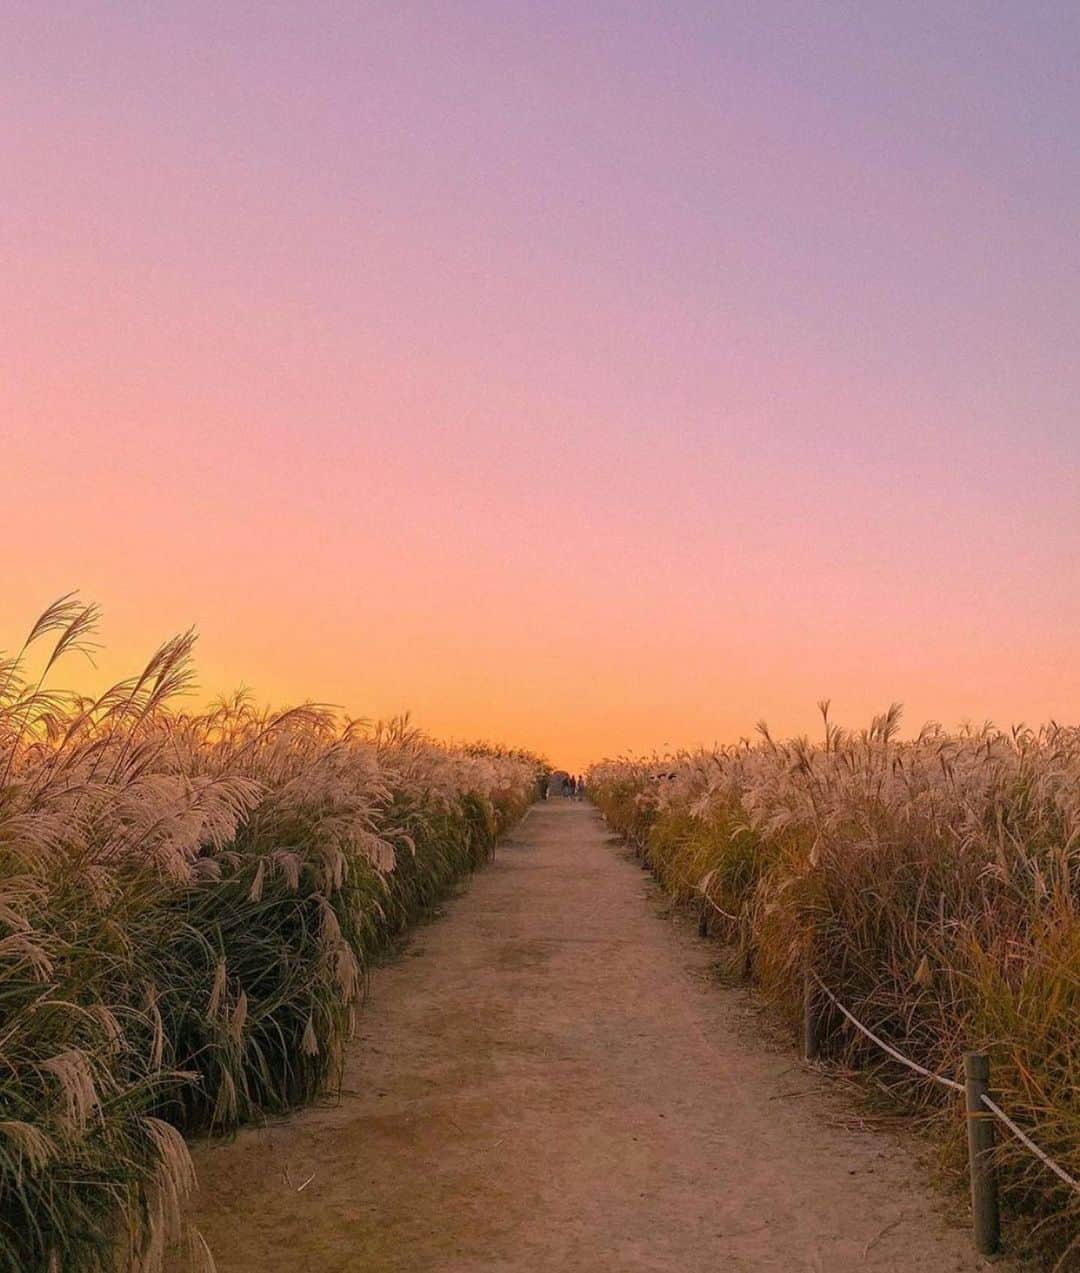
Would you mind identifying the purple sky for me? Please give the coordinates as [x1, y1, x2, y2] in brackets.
[4, 2, 1080, 764]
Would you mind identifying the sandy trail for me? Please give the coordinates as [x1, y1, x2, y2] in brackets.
[175, 800, 1003, 1272]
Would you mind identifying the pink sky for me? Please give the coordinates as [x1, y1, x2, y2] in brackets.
[4, 3, 1080, 768]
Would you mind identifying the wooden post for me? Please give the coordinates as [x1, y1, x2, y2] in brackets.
[803, 967, 823, 1061]
[697, 897, 709, 937]
[964, 1052, 1000, 1256]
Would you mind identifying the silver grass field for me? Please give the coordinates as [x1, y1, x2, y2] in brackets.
[590, 704, 1080, 1268]
[0, 598, 540, 1272]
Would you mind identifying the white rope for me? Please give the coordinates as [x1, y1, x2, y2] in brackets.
[980, 1094, 1080, 1195]
[666, 866, 742, 924]
[811, 973, 1080, 1194]
[699, 891, 741, 924]
[638, 834, 1079, 1199]
[810, 971, 965, 1093]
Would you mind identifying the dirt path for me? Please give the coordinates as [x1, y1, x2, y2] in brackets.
[176, 800, 1005, 1272]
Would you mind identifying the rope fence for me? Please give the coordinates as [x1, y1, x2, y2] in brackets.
[802, 965, 1080, 1254]
[660, 849, 1080, 1257]
[807, 976, 1080, 1198]
[698, 889, 741, 926]
[980, 1096, 1080, 1195]
[809, 971, 964, 1094]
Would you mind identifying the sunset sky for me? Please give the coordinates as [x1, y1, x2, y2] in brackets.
[5, 3, 1080, 769]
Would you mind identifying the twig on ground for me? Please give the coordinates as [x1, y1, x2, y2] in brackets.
[862, 1215, 903, 1257]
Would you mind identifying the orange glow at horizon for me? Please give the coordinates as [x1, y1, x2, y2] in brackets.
[4, 5, 1080, 773]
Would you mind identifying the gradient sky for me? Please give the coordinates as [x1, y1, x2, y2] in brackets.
[4, 3, 1080, 768]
